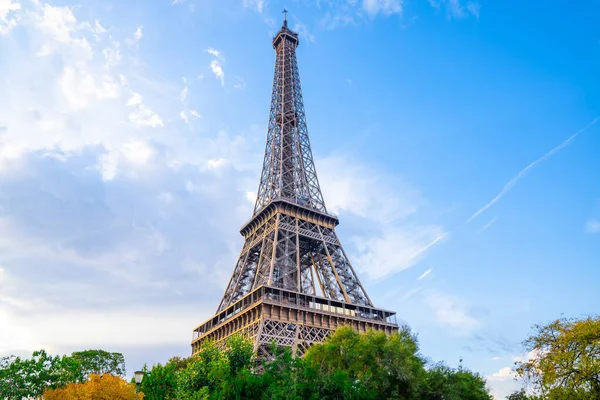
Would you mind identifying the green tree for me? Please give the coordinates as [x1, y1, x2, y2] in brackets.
[139, 356, 190, 400]
[515, 316, 600, 399]
[425, 362, 492, 400]
[506, 389, 528, 400]
[175, 335, 258, 399]
[0, 349, 83, 399]
[71, 349, 126, 378]
[303, 326, 428, 399]
[139, 362, 178, 400]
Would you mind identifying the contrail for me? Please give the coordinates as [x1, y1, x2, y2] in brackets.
[466, 117, 599, 224]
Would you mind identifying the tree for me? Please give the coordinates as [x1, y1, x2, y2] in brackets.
[515, 316, 600, 399]
[302, 326, 428, 399]
[0, 349, 83, 399]
[175, 335, 258, 399]
[425, 362, 492, 400]
[44, 373, 144, 400]
[71, 349, 126, 378]
[506, 389, 528, 400]
[139, 357, 189, 400]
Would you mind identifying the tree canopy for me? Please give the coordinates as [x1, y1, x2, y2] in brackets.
[0, 348, 127, 399]
[139, 326, 493, 400]
[0, 350, 82, 400]
[44, 373, 143, 400]
[72, 349, 126, 378]
[515, 316, 600, 399]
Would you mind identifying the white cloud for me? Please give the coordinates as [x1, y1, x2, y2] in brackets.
[0, 303, 205, 353]
[245, 191, 256, 204]
[486, 366, 523, 400]
[418, 268, 433, 280]
[318, 155, 446, 280]
[319, 155, 420, 222]
[93, 20, 106, 34]
[127, 93, 163, 127]
[425, 291, 479, 335]
[207, 47, 222, 59]
[134, 25, 143, 41]
[242, 0, 265, 13]
[362, 0, 403, 17]
[121, 140, 154, 165]
[60, 66, 120, 110]
[0, 0, 21, 35]
[103, 46, 122, 67]
[207, 48, 225, 86]
[586, 218, 600, 233]
[207, 157, 227, 169]
[171, 0, 187, 4]
[210, 60, 224, 86]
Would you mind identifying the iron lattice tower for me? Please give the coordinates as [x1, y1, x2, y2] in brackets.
[192, 15, 398, 358]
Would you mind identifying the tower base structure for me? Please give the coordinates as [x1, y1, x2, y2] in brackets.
[192, 286, 398, 358]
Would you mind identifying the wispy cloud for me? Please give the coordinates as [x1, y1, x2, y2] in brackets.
[319, 155, 447, 280]
[466, 117, 599, 223]
[242, 0, 265, 13]
[293, 22, 315, 43]
[586, 219, 600, 233]
[207, 47, 225, 86]
[319, 0, 401, 31]
[417, 268, 433, 280]
[425, 291, 479, 335]
[0, 0, 21, 35]
[133, 26, 143, 41]
[403, 286, 423, 300]
[363, 0, 403, 17]
[476, 216, 498, 234]
[233, 76, 246, 89]
[429, 0, 481, 19]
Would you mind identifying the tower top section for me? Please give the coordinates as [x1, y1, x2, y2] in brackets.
[255, 8, 327, 216]
[273, 10, 299, 49]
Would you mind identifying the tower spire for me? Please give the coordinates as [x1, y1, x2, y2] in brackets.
[191, 16, 398, 360]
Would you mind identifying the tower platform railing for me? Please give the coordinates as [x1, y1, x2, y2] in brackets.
[193, 285, 398, 341]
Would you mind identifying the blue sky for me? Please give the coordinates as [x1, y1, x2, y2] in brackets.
[0, 0, 599, 398]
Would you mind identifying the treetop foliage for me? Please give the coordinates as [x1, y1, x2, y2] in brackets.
[44, 373, 143, 400]
[72, 349, 126, 379]
[140, 326, 492, 400]
[2, 315, 597, 400]
[0, 348, 126, 400]
[515, 315, 600, 400]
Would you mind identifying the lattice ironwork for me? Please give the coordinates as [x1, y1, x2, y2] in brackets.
[192, 15, 398, 358]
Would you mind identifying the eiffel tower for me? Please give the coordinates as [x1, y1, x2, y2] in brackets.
[192, 13, 398, 358]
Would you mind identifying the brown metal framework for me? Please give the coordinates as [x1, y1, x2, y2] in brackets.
[192, 16, 398, 357]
